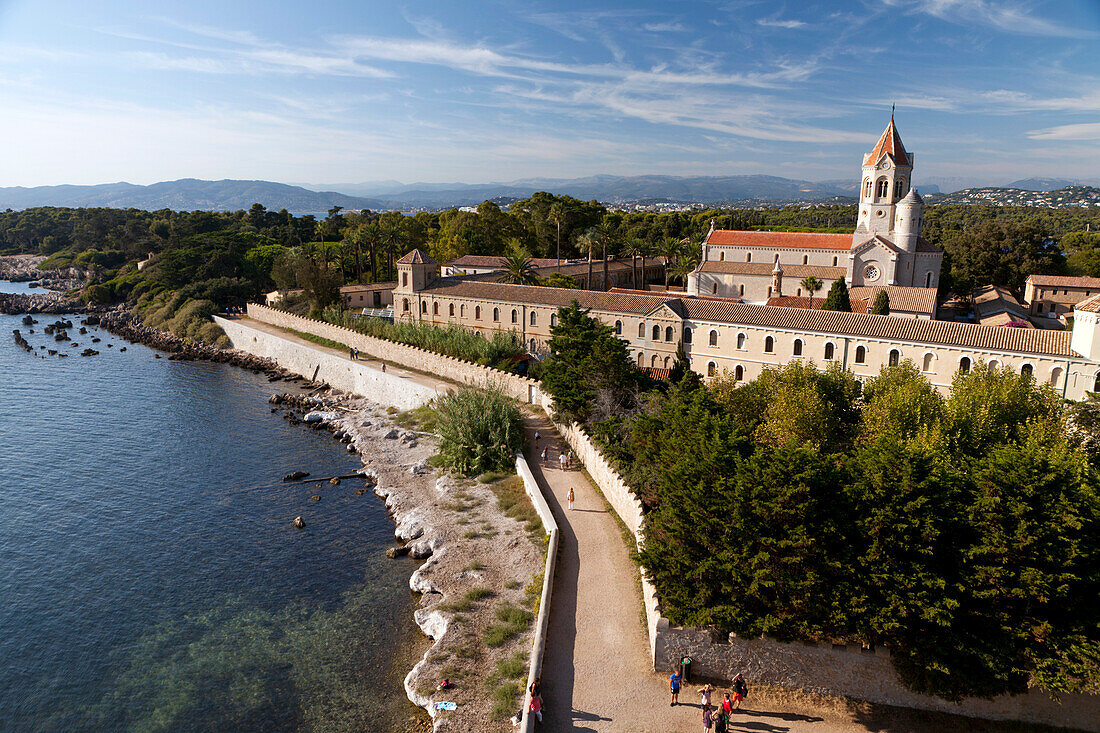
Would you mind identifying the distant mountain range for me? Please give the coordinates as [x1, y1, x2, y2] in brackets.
[0, 179, 383, 213]
[926, 185, 1100, 208]
[1, 175, 1096, 213]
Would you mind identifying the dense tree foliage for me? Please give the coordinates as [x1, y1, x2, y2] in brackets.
[820, 277, 852, 312]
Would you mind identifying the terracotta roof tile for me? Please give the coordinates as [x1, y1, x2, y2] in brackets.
[863, 117, 910, 167]
[706, 230, 853, 250]
[417, 278, 671, 315]
[1077, 293, 1100, 313]
[849, 286, 937, 315]
[397, 248, 437, 265]
[699, 261, 846, 278]
[1027, 275, 1100, 288]
[681, 300, 1073, 357]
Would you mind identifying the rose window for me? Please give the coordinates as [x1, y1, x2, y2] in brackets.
[863, 264, 880, 282]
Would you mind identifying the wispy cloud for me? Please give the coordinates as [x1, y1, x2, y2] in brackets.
[1027, 122, 1100, 141]
[882, 0, 1098, 38]
[757, 18, 807, 29]
[643, 22, 687, 32]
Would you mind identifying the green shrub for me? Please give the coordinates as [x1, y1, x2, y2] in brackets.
[434, 387, 524, 476]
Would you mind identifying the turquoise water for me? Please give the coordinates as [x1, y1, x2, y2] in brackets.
[0, 280, 41, 294]
[0, 308, 422, 732]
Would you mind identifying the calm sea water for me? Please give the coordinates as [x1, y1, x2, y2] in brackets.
[0, 295, 422, 732]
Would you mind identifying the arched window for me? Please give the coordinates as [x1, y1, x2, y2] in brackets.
[1094, 372, 1100, 392]
[889, 349, 900, 367]
[683, 327, 692, 343]
[959, 357, 971, 373]
[863, 178, 872, 198]
[665, 326, 674, 341]
[1050, 366, 1063, 388]
[1021, 363, 1033, 377]
[530, 311, 536, 326]
[529, 338, 537, 352]
[712, 283, 718, 295]
[738, 284, 745, 297]
[639, 323, 646, 338]
[449, 303, 455, 316]
[421, 301, 427, 314]
[736, 332, 745, 349]
[925, 271, 933, 288]
[923, 352, 934, 372]
[735, 364, 744, 381]
[493, 307, 499, 322]
[651, 354, 658, 367]
[511, 309, 518, 324]
[708, 361, 718, 377]
[764, 336, 774, 353]
[824, 342, 835, 360]
[710, 330, 720, 347]
[855, 345, 865, 364]
[746, 253, 752, 263]
[802, 255, 808, 265]
[876, 178, 889, 200]
[637, 352, 644, 366]
[460, 304, 466, 317]
[475, 306, 481, 320]
[832, 256, 838, 266]
[614, 320, 622, 335]
[767, 286, 773, 298]
[653, 325, 661, 340]
[433, 302, 439, 315]
[551, 313, 558, 327]
[719, 251, 725, 261]
[988, 359, 1000, 372]
[402, 297, 410, 312]
[793, 339, 803, 356]
[895, 180, 906, 198]
[402, 272, 408, 287]
[664, 356, 670, 368]
[797, 288, 803, 296]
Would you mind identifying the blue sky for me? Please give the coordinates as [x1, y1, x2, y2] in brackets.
[0, 0, 1097, 188]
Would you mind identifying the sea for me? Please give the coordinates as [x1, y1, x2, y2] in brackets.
[0, 280, 424, 732]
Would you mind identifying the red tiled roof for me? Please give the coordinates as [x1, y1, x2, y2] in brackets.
[680, 299, 1073, 356]
[848, 286, 937, 315]
[397, 249, 436, 265]
[417, 278, 671, 315]
[766, 296, 869, 314]
[1075, 293, 1100, 313]
[864, 117, 910, 167]
[706, 230, 853, 250]
[447, 255, 563, 269]
[698, 261, 845, 279]
[1027, 275, 1100, 288]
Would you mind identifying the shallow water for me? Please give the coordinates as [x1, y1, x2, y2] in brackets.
[0, 308, 421, 732]
[0, 280, 41, 294]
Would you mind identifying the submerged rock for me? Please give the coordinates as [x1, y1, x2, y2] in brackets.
[282, 471, 310, 482]
[293, 516, 305, 529]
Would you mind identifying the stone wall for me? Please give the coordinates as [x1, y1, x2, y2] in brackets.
[245, 304, 542, 404]
[515, 454, 559, 733]
[215, 317, 437, 410]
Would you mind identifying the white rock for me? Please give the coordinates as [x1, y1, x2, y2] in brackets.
[414, 608, 450, 641]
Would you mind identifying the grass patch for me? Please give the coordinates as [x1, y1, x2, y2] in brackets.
[286, 327, 348, 351]
[490, 681, 523, 720]
[488, 475, 543, 539]
[505, 580, 522, 590]
[524, 572, 544, 613]
[491, 652, 528, 682]
[438, 587, 494, 613]
[463, 561, 485, 572]
[462, 530, 482, 539]
[477, 470, 509, 484]
[395, 404, 438, 432]
[484, 602, 534, 647]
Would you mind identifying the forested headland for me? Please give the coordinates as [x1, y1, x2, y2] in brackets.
[539, 302, 1100, 702]
[0, 197, 1097, 342]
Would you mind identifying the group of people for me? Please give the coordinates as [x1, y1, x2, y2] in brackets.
[669, 674, 750, 733]
[534, 430, 575, 473]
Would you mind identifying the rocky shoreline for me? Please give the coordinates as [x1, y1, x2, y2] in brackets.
[0, 254, 87, 289]
[270, 390, 543, 732]
[0, 291, 85, 315]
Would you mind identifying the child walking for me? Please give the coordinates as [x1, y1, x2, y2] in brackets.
[567, 487, 575, 511]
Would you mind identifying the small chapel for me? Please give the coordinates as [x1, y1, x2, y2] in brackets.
[687, 115, 943, 318]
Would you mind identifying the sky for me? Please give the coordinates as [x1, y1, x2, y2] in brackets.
[0, 0, 1097, 189]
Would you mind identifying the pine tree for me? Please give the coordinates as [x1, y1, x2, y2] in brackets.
[870, 289, 890, 315]
[821, 278, 852, 312]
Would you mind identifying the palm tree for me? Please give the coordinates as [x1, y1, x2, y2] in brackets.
[498, 253, 538, 285]
[800, 276, 824, 302]
[549, 202, 565, 268]
[659, 237, 683, 288]
[621, 237, 646, 289]
[592, 221, 618, 291]
[578, 230, 597, 289]
[361, 219, 381, 283]
[379, 216, 403, 280]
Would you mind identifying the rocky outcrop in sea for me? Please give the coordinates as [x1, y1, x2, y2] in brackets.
[0, 291, 85, 315]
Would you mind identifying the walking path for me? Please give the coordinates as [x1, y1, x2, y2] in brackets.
[232, 317, 1018, 733]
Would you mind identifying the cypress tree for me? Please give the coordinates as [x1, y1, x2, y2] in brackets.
[821, 278, 852, 312]
[870, 289, 890, 315]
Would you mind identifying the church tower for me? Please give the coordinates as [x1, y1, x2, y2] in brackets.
[854, 114, 914, 243]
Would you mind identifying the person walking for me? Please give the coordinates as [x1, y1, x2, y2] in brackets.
[541, 446, 549, 464]
[669, 670, 681, 706]
[702, 704, 714, 733]
[567, 487, 575, 511]
[558, 451, 567, 471]
[732, 674, 748, 710]
[528, 693, 542, 723]
[349, 347, 355, 360]
[381, 363, 386, 373]
[722, 692, 733, 716]
[714, 706, 728, 733]
[533, 430, 541, 448]
[699, 683, 714, 708]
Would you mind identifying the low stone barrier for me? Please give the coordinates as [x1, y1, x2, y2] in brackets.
[215, 316, 437, 410]
[245, 304, 542, 404]
[514, 453, 558, 733]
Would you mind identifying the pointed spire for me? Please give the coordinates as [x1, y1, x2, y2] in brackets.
[864, 114, 910, 167]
